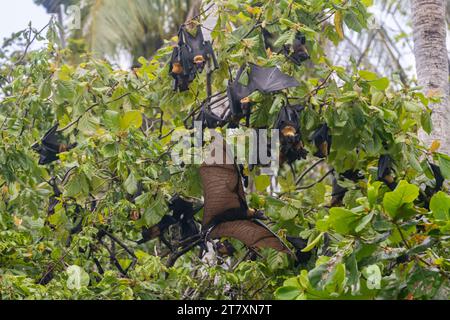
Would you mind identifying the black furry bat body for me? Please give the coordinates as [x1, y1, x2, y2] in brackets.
[170, 25, 218, 92]
[263, 29, 310, 66]
[311, 124, 331, 158]
[138, 195, 203, 250]
[419, 162, 445, 209]
[286, 236, 312, 265]
[275, 105, 308, 164]
[32, 124, 77, 165]
[227, 63, 299, 126]
[377, 155, 397, 190]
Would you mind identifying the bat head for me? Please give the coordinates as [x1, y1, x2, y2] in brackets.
[216, 239, 236, 257]
[276, 106, 308, 164]
[290, 32, 310, 65]
[377, 155, 397, 190]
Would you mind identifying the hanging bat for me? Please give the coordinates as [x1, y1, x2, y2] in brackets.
[32, 124, 77, 165]
[169, 25, 218, 92]
[377, 155, 397, 190]
[138, 195, 203, 250]
[138, 215, 178, 248]
[168, 195, 203, 241]
[200, 141, 291, 254]
[262, 28, 310, 66]
[227, 63, 300, 126]
[311, 124, 331, 158]
[283, 32, 310, 66]
[48, 177, 62, 216]
[275, 105, 308, 164]
[41, 0, 61, 13]
[419, 162, 445, 209]
[227, 65, 255, 127]
[286, 236, 312, 265]
[330, 170, 365, 207]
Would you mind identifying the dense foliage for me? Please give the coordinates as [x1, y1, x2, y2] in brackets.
[0, 0, 449, 300]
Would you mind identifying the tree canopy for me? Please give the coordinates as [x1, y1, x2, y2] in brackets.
[0, 0, 449, 300]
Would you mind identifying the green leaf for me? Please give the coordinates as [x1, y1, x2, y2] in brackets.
[66, 265, 90, 290]
[438, 154, 450, 180]
[421, 111, 432, 134]
[302, 232, 324, 252]
[359, 70, 378, 81]
[39, 78, 52, 99]
[103, 110, 121, 131]
[404, 101, 422, 113]
[275, 286, 302, 300]
[280, 205, 298, 221]
[371, 91, 384, 106]
[65, 172, 90, 198]
[124, 171, 138, 195]
[369, 78, 389, 91]
[255, 175, 271, 192]
[368, 181, 382, 207]
[362, 265, 381, 290]
[429, 192, 450, 221]
[120, 110, 143, 130]
[355, 212, 374, 233]
[328, 208, 360, 235]
[382, 180, 419, 219]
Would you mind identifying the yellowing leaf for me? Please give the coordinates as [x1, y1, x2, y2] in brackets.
[334, 11, 344, 40]
[14, 216, 23, 227]
[120, 110, 143, 130]
[429, 140, 441, 153]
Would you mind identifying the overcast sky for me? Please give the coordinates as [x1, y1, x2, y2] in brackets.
[0, 0, 50, 45]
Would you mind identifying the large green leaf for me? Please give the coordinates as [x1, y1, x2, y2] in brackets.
[382, 180, 419, 219]
[429, 192, 450, 221]
[328, 208, 360, 235]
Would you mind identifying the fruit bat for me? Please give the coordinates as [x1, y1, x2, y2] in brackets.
[227, 63, 299, 126]
[330, 170, 365, 207]
[262, 29, 309, 66]
[286, 236, 312, 265]
[199, 141, 292, 254]
[41, 0, 61, 13]
[138, 215, 178, 247]
[419, 162, 445, 209]
[137, 195, 203, 249]
[169, 25, 218, 92]
[247, 63, 300, 93]
[227, 65, 255, 126]
[275, 105, 308, 164]
[311, 124, 331, 158]
[283, 32, 310, 66]
[48, 177, 62, 216]
[197, 107, 228, 129]
[377, 155, 397, 190]
[429, 163, 445, 193]
[168, 195, 203, 241]
[216, 239, 236, 257]
[32, 124, 77, 165]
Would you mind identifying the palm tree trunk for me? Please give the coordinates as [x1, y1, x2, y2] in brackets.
[412, 0, 449, 154]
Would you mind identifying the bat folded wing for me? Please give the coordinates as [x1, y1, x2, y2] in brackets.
[199, 164, 244, 226]
[248, 64, 299, 93]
